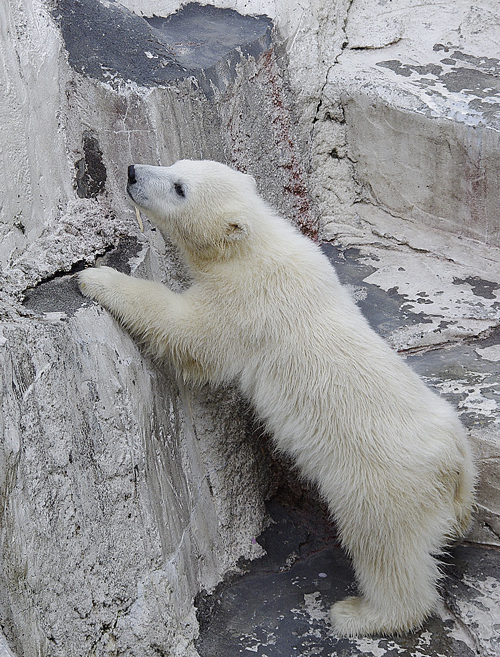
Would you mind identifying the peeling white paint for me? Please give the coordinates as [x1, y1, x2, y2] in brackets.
[303, 591, 328, 624]
[350, 638, 400, 657]
[325, 203, 500, 352]
[363, 252, 499, 332]
[241, 630, 277, 653]
[454, 575, 500, 657]
[476, 345, 500, 362]
[426, 376, 500, 423]
[436, 600, 477, 653]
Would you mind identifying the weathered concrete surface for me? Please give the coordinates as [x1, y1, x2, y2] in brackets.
[1, 228, 274, 657]
[0, 0, 73, 269]
[108, 1, 500, 242]
[313, 0, 500, 555]
[324, 204, 500, 353]
[118, 0, 352, 110]
[326, 51, 500, 247]
[309, 0, 500, 246]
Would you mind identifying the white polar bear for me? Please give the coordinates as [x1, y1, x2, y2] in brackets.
[79, 160, 475, 637]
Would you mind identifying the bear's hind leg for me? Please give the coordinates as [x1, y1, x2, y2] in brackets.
[330, 527, 442, 636]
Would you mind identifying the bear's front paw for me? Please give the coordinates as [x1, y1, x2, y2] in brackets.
[78, 266, 120, 304]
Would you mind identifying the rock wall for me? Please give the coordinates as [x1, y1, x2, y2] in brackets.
[1, 311, 267, 656]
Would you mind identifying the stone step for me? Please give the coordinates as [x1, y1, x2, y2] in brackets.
[196, 498, 500, 657]
[326, 43, 500, 247]
[321, 40, 500, 549]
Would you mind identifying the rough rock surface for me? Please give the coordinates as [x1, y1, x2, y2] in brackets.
[1, 255, 271, 657]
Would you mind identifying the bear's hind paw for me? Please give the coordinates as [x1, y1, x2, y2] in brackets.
[329, 596, 423, 637]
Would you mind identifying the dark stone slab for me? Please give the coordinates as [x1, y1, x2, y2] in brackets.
[146, 4, 273, 70]
[55, 0, 186, 85]
[320, 243, 434, 338]
[22, 270, 88, 317]
[196, 499, 479, 657]
[54, 0, 272, 90]
[22, 236, 141, 315]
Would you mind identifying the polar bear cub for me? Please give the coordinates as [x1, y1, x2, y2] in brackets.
[79, 160, 475, 637]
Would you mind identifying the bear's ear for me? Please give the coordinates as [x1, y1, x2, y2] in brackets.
[243, 173, 257, 190]
[225, 219, 249, 241]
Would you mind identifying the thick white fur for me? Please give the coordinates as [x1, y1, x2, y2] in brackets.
[79, 160, 475, 636]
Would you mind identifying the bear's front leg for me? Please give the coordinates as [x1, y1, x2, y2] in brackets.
[78, 266, 194, 363]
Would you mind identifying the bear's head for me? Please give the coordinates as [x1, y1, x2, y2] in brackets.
[127, 160, 261, 262]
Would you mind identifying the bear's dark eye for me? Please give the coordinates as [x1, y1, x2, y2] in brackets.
[174, 182, 185, 198]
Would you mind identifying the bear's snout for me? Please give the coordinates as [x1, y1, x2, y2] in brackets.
[126, 164, 153, 211]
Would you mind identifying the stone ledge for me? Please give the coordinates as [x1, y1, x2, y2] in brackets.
[54, 0, 273, 94]
[326, 45, 500, 247]
[196, 498, 500, 657]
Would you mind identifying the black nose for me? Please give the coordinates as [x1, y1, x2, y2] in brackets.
[128, 165, 136, 185]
